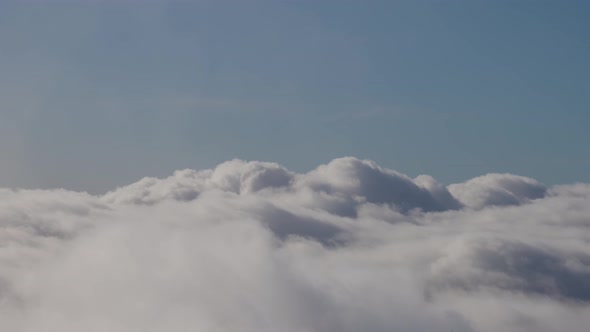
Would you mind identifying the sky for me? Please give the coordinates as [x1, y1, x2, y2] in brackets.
[2, 3, 590, 330]
[1, 0, 589, 193]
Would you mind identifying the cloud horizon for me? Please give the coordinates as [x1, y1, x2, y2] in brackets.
[1, 156, 589, 332]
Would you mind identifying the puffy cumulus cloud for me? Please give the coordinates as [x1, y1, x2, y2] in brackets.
[102, 159, 293, 205]
[105, 157, 462, 215]
[448, 173, 547, 209]
[294, 157, 463, 214]
[1, 157, 589, 332]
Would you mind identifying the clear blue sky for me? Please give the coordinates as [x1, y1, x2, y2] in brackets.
[1, 0, 589, 193]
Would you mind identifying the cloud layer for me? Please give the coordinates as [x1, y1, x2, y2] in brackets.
[1, 157, 589, 332]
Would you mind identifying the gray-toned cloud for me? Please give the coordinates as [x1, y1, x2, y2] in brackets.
[102, 159, 294, 205]
[428, 239, 590, 303]
[1, 157, 589, 332]
[448, 173, 547, 209]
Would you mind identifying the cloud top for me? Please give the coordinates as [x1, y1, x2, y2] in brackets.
[1, 157, 588, 332]
[448, 173, 547, 209]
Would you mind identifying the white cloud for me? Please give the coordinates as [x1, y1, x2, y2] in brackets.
[448, 173, 547, 210]
[1, 157, 589, 332]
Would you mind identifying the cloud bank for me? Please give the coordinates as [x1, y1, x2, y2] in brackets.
[1, 157, 589, 332]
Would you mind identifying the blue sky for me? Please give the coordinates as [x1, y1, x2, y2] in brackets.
[1, 0, 589, 193]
